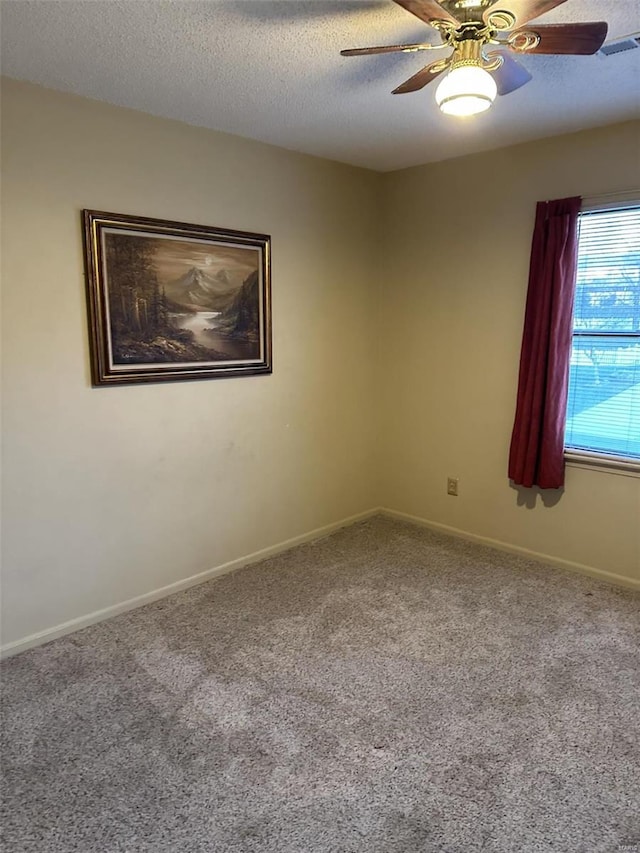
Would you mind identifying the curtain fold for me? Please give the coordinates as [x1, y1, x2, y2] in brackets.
[508, 196, 581, 489]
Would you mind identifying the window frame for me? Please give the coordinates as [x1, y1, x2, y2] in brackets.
[564, 191, 640, 477]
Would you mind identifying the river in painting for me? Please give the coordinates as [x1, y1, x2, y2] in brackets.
[170, 312, 258, 360]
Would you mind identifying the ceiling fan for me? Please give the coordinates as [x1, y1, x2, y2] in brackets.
[340, 0, 608, 117]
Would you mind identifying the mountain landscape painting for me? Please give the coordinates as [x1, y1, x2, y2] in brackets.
[83, 211, 271, 385]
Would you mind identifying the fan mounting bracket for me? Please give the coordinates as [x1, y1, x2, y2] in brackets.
[434, 19, 497, 49]
[485, 10, 517, 30]
[507, 29, 542, 52]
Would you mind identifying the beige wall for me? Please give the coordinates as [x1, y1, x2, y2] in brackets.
[2, 80, 638, 653]
[379, 121, 640, 585]
[1, 79, 381, 648]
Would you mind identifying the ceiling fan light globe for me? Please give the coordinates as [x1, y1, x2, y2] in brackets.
[440, 93, 493, 116]
[435, 65, 497, 117]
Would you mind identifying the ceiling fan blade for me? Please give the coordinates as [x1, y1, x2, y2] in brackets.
[487, 50, 532, 95]
[393, 0, 460, 27]
[483, 0, 568, 29]
[392, 59, 449, 94]
[513, 22, 609, 55]
[341, 43, 441, 57]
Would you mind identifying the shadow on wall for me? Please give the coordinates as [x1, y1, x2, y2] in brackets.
[510, 483, 564, 509]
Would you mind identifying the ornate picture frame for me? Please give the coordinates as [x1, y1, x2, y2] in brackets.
[82, 210, 272, 385]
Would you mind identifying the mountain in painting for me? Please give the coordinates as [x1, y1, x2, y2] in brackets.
[164, 267, 241, 311]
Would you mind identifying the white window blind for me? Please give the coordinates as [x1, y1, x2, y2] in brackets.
[565, 206, 640, 461]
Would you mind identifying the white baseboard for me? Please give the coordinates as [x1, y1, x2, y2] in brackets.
[381, 507, 640, 591]
[0, 508, 380, 659]
[4, 505, 636, 659]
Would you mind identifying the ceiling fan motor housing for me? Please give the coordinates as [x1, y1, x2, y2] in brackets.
[450, 31, 492, 67]
[433, 18, 504, 66]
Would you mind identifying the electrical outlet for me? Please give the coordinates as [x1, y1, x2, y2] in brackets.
[447, 477, 459, 496]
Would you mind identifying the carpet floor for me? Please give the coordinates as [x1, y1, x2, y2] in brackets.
[1, 516, 639, 853]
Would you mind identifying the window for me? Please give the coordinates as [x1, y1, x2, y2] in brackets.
[565, 203, 640, 465]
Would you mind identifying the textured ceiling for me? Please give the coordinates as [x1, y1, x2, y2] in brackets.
[1, 0, 639, 172]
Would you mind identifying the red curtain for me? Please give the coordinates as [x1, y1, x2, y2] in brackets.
[508, 197, 581, 489]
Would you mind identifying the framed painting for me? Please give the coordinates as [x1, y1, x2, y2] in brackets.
[82, 210, 272, 385]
